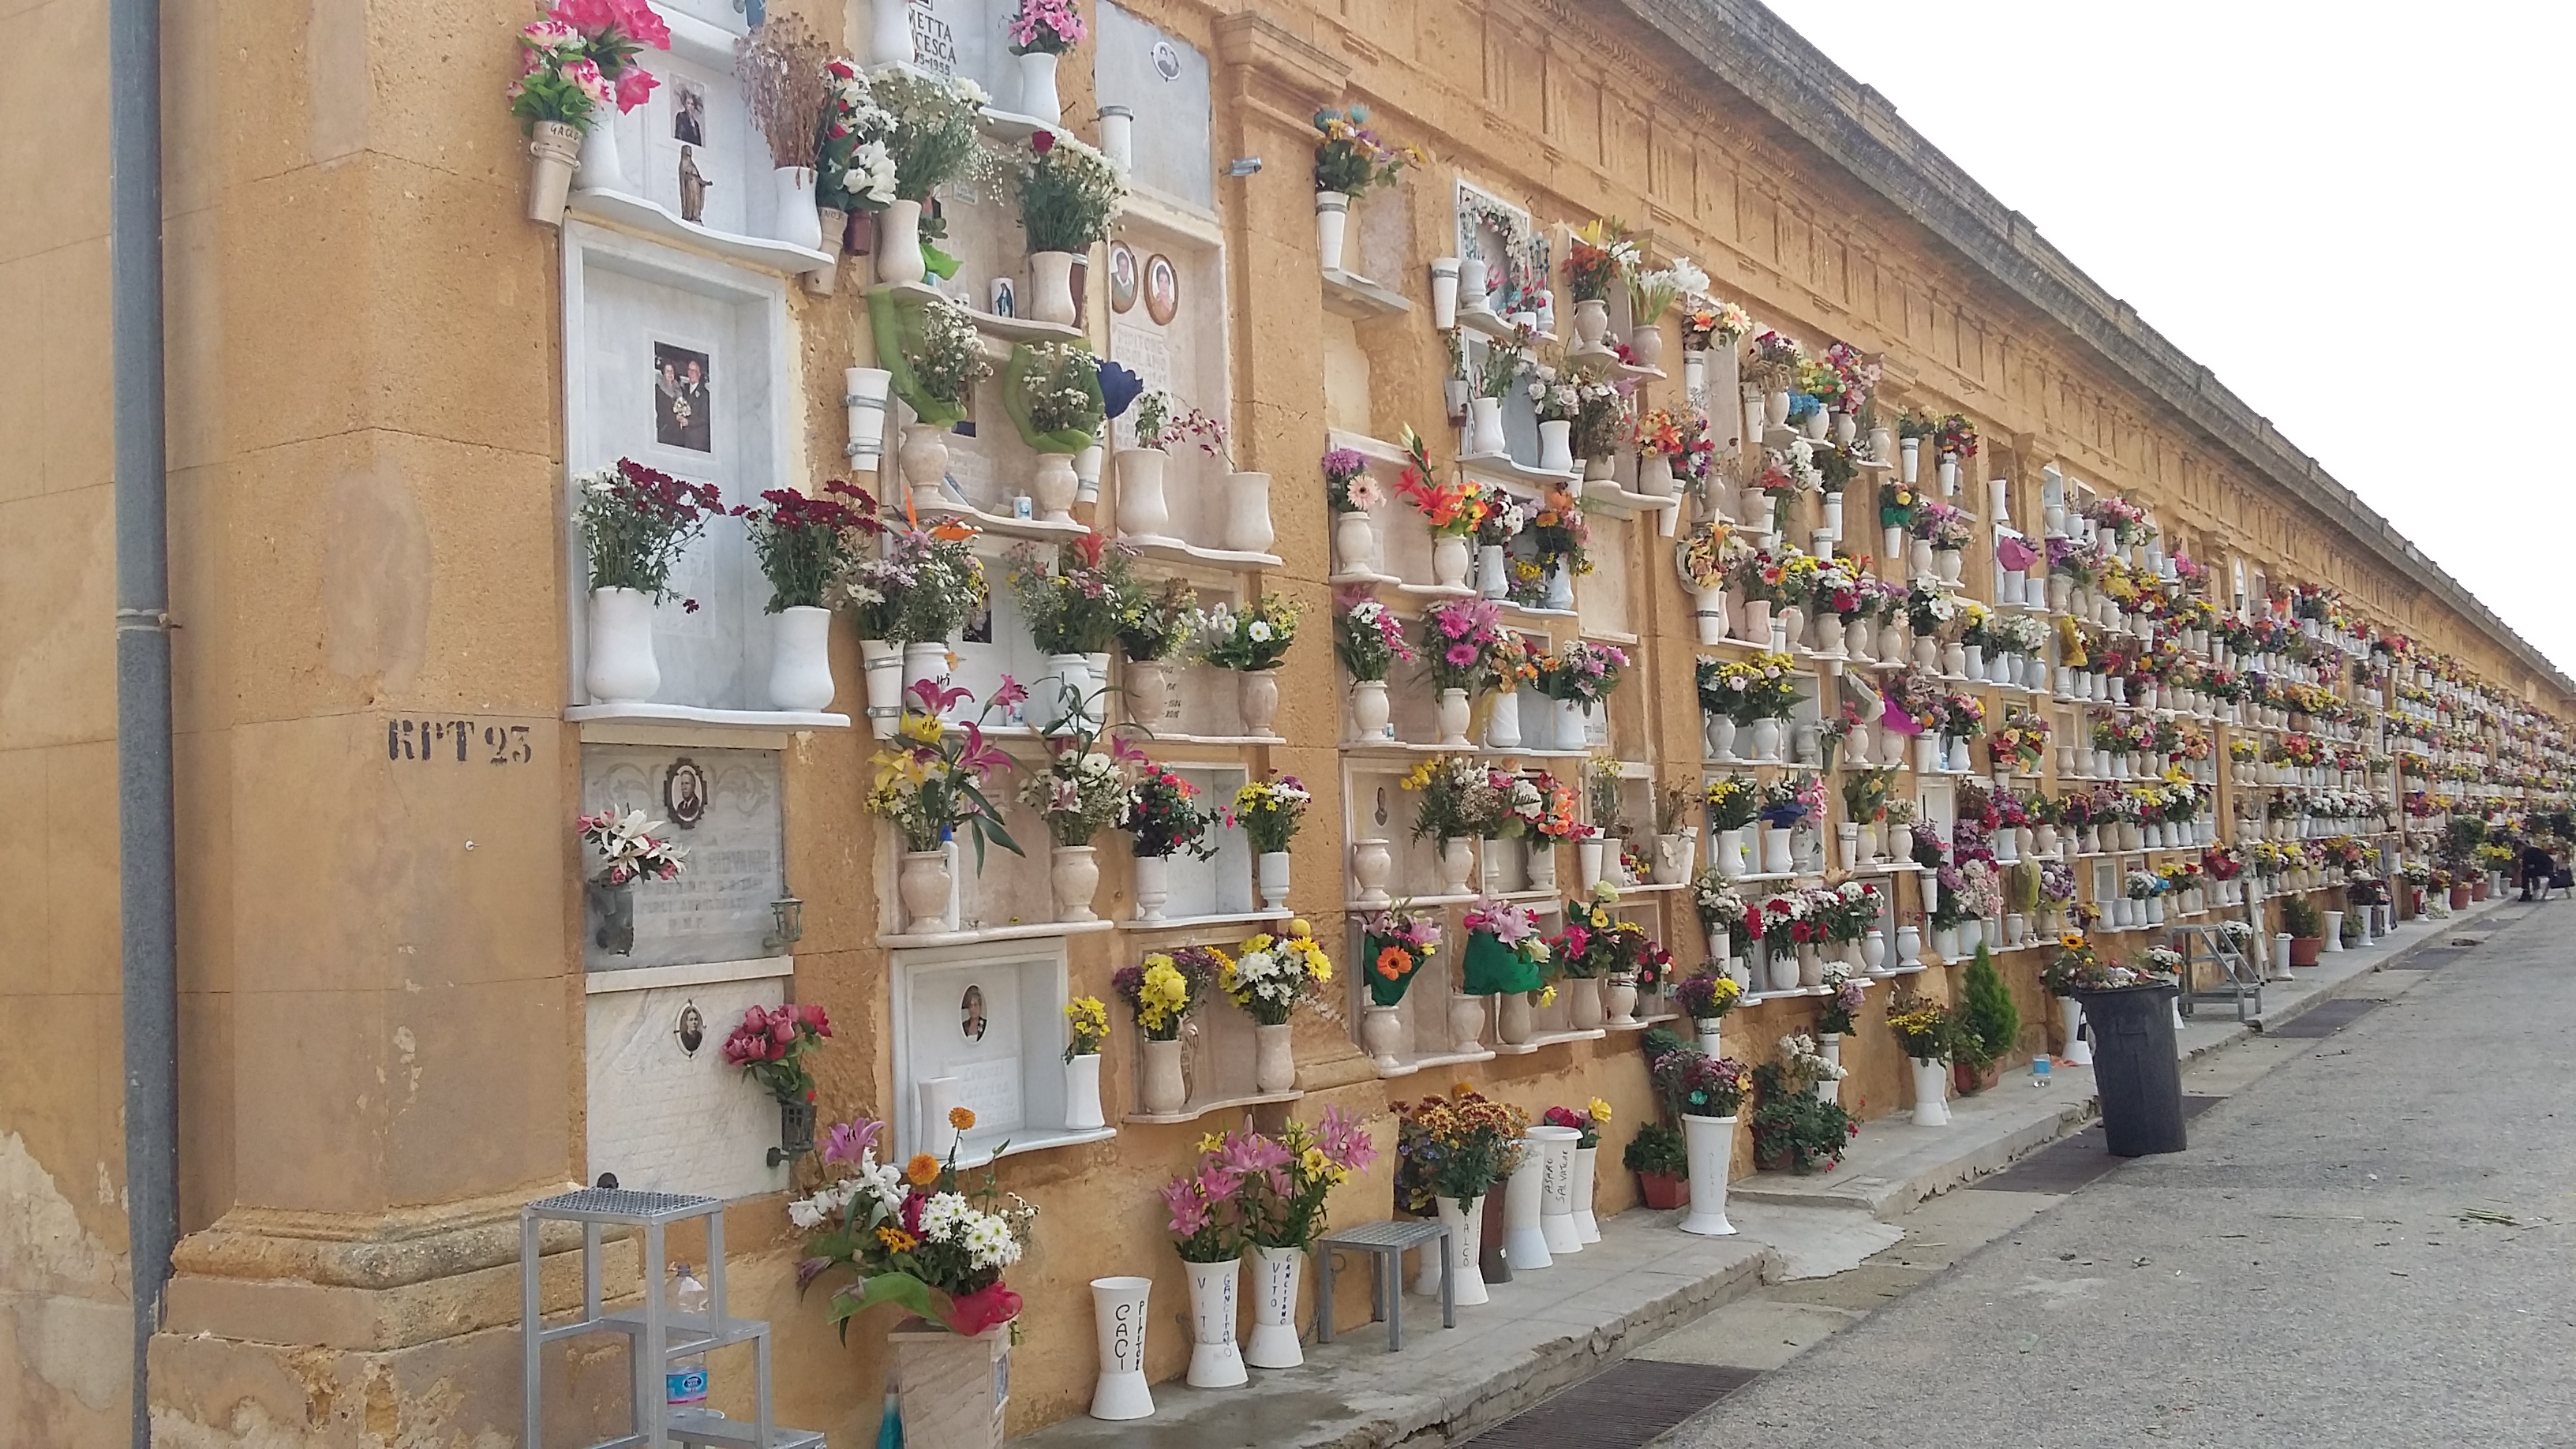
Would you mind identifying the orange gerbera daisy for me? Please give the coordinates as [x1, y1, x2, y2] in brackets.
[904, 1153, 941, 1187]
[948, 1106, 977, 1131]
[1375, 945, 1412, 980]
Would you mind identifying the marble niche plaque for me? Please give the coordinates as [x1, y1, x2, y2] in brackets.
[582, 743, 786, 970]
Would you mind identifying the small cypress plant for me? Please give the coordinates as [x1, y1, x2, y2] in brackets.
[1957, 945, 2020, 1067]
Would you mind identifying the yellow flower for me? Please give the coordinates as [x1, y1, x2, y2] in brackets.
[1537, 984, 1557, 1007]
[1198, 1132, 1225, 1154]
[900, 712, 944, 746]
[1588, 1097, 1613, 1123]
[1451, 1080, 1477, 1098]
[904, 1154, 941, 1187]
[875, 1225, 920, 1253]
[948, 1106, 977, 1132]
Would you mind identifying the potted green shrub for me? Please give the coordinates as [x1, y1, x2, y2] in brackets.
[2280, 895, 2323, 969]
[1623, 1121, 1689, 1209]
[1747, 1062, 1858, 1175]
[1952, 946, 2020, 1095]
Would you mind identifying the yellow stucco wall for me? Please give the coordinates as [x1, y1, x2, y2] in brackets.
[3, 0, 2567, 1444]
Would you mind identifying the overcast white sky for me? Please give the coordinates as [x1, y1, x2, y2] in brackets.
[1754, 0, 2576, 675]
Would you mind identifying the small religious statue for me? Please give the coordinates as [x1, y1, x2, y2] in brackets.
[678, 144, 710, 224]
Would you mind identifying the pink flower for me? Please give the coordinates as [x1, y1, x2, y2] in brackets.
[564, 56, 612, 108]
[613, 63, 658, 113]
[1444, 642, 1479, 668]
[1159, 1178, 1211, 1237]
[821, 1118, 883, 1165]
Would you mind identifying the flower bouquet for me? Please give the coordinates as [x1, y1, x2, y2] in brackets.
[1361, 908, 1443, 1006]
[1461, 897, 1550, 995]
[1395, 1086, 1530, 1214]
[722, 1002, 833, 1105]
[788, 1114, 1038, 1338]
[866, 676, 1025, 863]
[1114, 948, 1223, 1039]
[1417, 597, 1507, 692]
[1535, 639, 1630, 706]
[1222, 929, 1334, 1025]
[1121, 766, 1219, 861]
[1198, 593, 1305, 672]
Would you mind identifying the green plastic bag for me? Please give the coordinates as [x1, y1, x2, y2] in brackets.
[1462, 931, 1541, 996]
[868, 288, 971, 428]
[1001, 341, 1103, 456]
[1363, 936, 1432, 1009]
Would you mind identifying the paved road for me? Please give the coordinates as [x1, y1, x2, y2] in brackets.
[1657, 902, 2576, 1447]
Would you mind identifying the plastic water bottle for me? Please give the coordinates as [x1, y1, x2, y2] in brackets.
[667, 1264, 710, 1407]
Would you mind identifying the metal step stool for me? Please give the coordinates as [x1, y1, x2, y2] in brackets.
[520, 1186, 823, 1449]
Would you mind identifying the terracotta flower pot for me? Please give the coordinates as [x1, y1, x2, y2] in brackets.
[1952, 1059, 2003, 1096]
[1637, 1170, 1690, 1210]
[2289, 935, 2322, 968]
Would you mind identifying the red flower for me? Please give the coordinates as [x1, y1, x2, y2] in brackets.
[943, 1282, 1023, 1336]
[1031, 129, 1057, 155]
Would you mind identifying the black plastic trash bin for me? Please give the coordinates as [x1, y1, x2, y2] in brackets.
[2076, 984, 2186, 1156]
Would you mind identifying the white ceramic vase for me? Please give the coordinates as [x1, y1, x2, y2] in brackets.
[1679, 1115, 1738, 1235]
[585, 587, 660, 704]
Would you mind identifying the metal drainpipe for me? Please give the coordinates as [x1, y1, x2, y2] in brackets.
[108, 0, 178, 1434]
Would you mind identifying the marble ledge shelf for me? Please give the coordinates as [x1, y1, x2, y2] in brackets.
[867, 279, 1083, 345]
[1372, 1046, 1498, 1079]
[1604, 1012, 1683, 1033]
[1455, 306, 1553, 346]
[1121, 908, 1294, 935]
[910, 496, 1090, 544]
[1489, 1026, 1608, 1056]
[1125, 1088, 1302, 1127]
[1321, 268, 1411, 318]
[878, 919, 1117, 949]
[1458, 450, 1579, 489]
[567, 188, 831, 274]
[1122, 534, 1284, 572]
[951, 1125, 1119, 1171]
[567, 703, 849, 731]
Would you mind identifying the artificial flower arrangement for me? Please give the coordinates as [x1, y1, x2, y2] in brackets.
[745, 481, 882, 613]
[815, 59, 899, 217]
[1324, 447, 1380, 515]
[1395, 1085, 1530, 1215]
[1673, 970, 1743, 1024]
[837, 522, 989, 646]
[1417, 597, 1507, 693]
[1543, 1099, 1615, 1151]
[1932, 414, 1979, 459]
[1567, 218, 1641, 303]
[1992, 706, 2050, 772]
[867, 677, 1026, 863]
[1392, 424, 1488, 536]
[1121, 766, 1220, 861]
[1819, 880, 1881, 943]
[1005, 339, 1109, 452]
[875, 65, 998, 208]
[1914, 500, 1975, 551]
[1535, 639, 1630, 706]
[1334, 593, 1416, 683]
[1569, 380, 1633, 474]
[1647, 1036, 1753, 1121]
[1520, 769, 1584, 842]
[1196, 593, 1306, 672]
[1758, 773, 1827, 832]
[1006, 0, 1085, 54]
[1735, 542, 1822, 608]
[1062, 995, 1109, 1062]
[1471, 482, 1527, 550]
[1679, 297, 1754, 351]
[1482, 627, 1541, 699]
[723, 1002, 833, 1105]
[1530, 489, 1594, 575]
[1008, 530, 1133, 657]
[1312, 105, 1424, 197]
[1885, 993, 1955, 1061]
[1221, 926, 1335, 1025]
[1690, 864, 1750, 943]
[1638, 409, 1719, 482]
[1702, 781, 1762, 840]
[1016, 706, 1141, 848]
[577, 458, 724, 609]
[1676, 519, 1748, 591]
[1361, 907, 1443, 1006]
[1460, 897, 1551, 996]
[1747, 330, 1806, 392]
[882, 289, 994, 425]
[1821, 341, 1880, 412]
[1814, 963, 1868, 1035]
[1701, 651, 1803, 724]
[1631, 258, 1709, 333]
[1234, 776, 1312, 854]
[786, 1111, 1038, 1337]
[509, 0, 669, 133]
[1117, 575, 1199, 671]
[1552, 885, 1631, 979]
[1131, 390, 1227, 458]
[578, 807, 687, 886]
[1115, 946, 1226, 1039]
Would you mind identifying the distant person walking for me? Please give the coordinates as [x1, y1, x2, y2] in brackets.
[2521, 842, 2554, 901]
